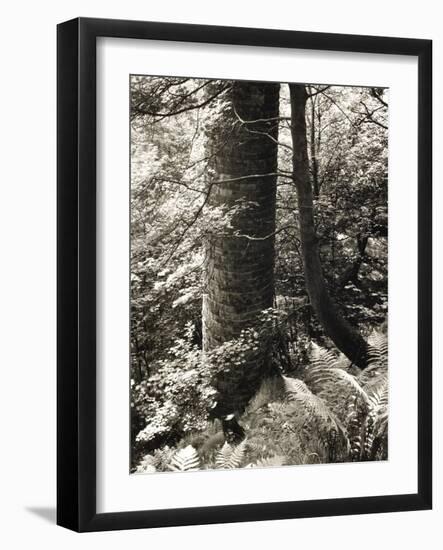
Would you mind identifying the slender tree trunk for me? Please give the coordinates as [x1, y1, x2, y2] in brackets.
[289, 83, 369, 368]
[309, 93, 320, 198]
[203, 81, 280, 416]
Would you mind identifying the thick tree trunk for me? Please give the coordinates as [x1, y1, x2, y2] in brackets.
[289, 83, 369, 368]
[203, 81, 280, 416]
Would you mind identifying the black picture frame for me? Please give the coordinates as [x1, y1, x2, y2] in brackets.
[57, 17, 432, 532]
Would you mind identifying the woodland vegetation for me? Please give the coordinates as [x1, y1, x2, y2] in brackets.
[130, 76, 388, 473]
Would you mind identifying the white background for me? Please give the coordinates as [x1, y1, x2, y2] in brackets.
[0, 0, 441, 548]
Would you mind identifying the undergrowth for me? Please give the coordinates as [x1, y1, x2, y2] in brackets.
[134, 331, 388, 473]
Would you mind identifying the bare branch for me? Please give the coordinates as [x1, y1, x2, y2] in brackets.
[132, 84, 231, 120]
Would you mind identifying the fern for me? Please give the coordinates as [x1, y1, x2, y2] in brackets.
[367, 375, 388, 456]
[306, 365, 371, 411]
[283, 376, 348, 442]
[348, 338, 388, 461]
[346, 396, 368, 460]
[159, 333, 388, 471]
[168, 445, 200, 472]
[283, 332, 388, 463]
[215, 439, 248, 469]
[365, 373, 388, 407]
[310, 343, 338, 369]
[367, 331, 388, 367]
[359, 332, 388, 386]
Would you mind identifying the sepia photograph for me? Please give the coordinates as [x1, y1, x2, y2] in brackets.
[129, 75, 389, 474]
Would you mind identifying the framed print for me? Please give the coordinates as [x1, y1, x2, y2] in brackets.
[57, 17, 432, 532]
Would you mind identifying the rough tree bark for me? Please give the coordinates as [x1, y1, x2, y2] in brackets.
[289, 83, 370, 368]
[203, 81, 280, 417]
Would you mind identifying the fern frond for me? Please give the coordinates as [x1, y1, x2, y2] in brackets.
[368, 331, 388, 354]
[367, 332, 388, 368]
[358, 362, 386, 387]
[310, 343, 337, 369]
[368, 375, 389, 452]
[216, 441, 234, 467]
[305, 366, 371, 409]
[366, 374, 388, 409]
[374, 411, 388, 440]
[363, 409, 377, 458]
[282, 376, 347, 440]
[168, 445, 200, 472]
[346, 397, 367, 460]
[283, 376, 311, 396]
[216, 439, 247, 469]
[358, 331, 388, 390]
[347, 372, 388, 461]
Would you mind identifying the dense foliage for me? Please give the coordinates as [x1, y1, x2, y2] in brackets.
[130, 77, 388, 470]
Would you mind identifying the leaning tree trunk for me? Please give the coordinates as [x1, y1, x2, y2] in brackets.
[203, 81, 280, 418]
[289, 83, 370, 368]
